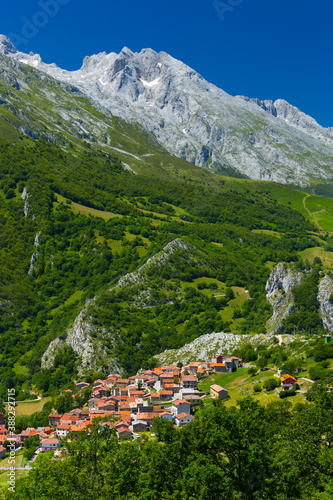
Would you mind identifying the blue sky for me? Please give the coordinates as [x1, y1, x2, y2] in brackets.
[1, 0, 333, 126]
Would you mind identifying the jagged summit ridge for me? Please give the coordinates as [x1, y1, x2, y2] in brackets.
[1, 35, 333, 185]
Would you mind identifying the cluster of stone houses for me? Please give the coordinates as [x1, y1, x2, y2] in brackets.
[45, 355, 239, 438]
[0, 422, 58, 452]
[0, 354, 240, 455]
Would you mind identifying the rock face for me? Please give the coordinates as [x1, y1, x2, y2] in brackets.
[266, 264, 333, 334]
[156, 332, 262, 366]
[41, 302, 121, 376]
[28, 231, 41, 275]
[318, 274, 333, 332]
[21, 187, 30, 217]
[2, 36, 333, 185]
[117, 238, 194, 288]
[265, 263, 304, 334]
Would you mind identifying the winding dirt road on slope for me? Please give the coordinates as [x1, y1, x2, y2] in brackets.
[302, 194, 325, 232]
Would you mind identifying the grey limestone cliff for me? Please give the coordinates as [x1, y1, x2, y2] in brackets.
[265, 263, 304, 334]
[318, 274, 333, 332]
[41, 302, 121, 376]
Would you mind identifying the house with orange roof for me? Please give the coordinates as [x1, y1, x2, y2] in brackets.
[49, 414, 62, 427]
[280, 374, 297, 391]
[56, 424, 70, 438]
[93, 379, 105, 387]
[175, 413, 195, 427]
[120, 413, 132, 424]
[129, 390, 145, 397]
[136, 412, 155, 426]
[40, 438, 60, 452]
[117, 426, 132, 439]
[69, 423, 86, 435]
[158, 390, 173, 401]
[171, 400, 191, 416]
[76, 382, 90, 392]
[210, 384, 228, 400]
[20, 428, 38, 444]
[61, 388, 74, 396]
[214, 363, 227, 374]
[116, 379, 129, 387]
[181, 375, 198, 390]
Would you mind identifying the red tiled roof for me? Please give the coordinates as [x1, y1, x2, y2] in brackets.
[176, 413, 194, 420]
[173, 399, 189, 406]
[280, 374, 297, 383]
[117, 426, 131, 434]
[210, 384, 226, 392]
[41, 438, 60, 444]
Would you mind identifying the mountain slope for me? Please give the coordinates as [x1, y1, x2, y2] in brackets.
[2, 35, 333, 186]
[0, 46, 218, 186]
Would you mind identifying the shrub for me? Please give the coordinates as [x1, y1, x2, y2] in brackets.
[253, 384, 262, 393]
[279, 389, 296, 399]
[263, 377, 280, 391]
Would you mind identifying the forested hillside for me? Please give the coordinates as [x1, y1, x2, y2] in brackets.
[0, 132, 324, 399]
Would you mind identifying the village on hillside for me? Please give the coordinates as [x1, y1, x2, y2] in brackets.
[0, 354, 301, 460]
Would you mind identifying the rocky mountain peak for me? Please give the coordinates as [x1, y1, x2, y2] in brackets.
[0, 35, 17, 55]
[1, 35, 333, 186]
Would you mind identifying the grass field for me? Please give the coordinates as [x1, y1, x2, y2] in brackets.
[14, 397, 51, 417]
[252, 229, 281, 238]
[0, 451, 27, 492]
[198, 367, 308, 409]
[300, 247, 333, 267]
[54, 193, 123, 221]
[219, 177, 333, 232]
[13, 363, 29, 377]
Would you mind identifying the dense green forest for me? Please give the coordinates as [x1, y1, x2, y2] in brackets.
[0, 135, 324, 397]
[3, 386, 333, 500]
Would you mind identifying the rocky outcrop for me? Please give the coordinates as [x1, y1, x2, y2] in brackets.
[156, 332, 262, 366]
[318, 274, 333, 332]
[28, 231, 41, 275]
[265, 263, 304, 334]
[41, 301, 121, 376]
[21, 187, 30, 217]
[117, 238, 194, 288]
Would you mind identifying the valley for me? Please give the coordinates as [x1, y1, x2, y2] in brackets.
[0, 35, 332, 499]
